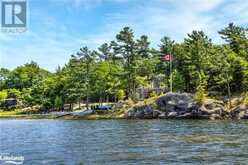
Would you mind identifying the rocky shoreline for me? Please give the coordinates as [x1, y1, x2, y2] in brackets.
[0, 93, 247, 120]
[126, 93, 248, 120]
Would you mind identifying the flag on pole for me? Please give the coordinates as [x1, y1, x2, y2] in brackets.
[162, 53, 173, 92]
[163, 54, 172, 61]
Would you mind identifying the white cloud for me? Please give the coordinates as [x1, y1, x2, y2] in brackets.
[1, 0, 247, 71]
[96, 0, 225, 45]
[0, 31, 83, 71]
[219, 0, 248, 24]
[50, 0, 131, 10]
[93, 0, 247, 45]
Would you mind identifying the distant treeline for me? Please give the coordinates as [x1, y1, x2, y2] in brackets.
[0, 23, 247, 110]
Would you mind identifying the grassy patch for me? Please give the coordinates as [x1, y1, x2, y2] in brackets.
[0, 109, 23, 116]
[0, 109, 55, 119]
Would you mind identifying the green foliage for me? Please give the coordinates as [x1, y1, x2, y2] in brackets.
[0, 23, 247, 111]
[240, 59, 248, 91]
[54, 96, 63, 110]
[127, 97, 134, 106]
[193, 73, 207, 103]
[244, 92, 248, 105]
[0, 68, 10, 90]
[0, 89, 21, 109]
[193, 84, 207, 103]
[21, 88, 32, 104]
[149, 91, 157, 98]
[218, 23, 248, 93]
[176, 31, 212, 92]
[172, 69, 185, 92]
[219, 23, 248, 59]
[7, 88, 21, 99]
[117, 90, 125, 101]
[5, 61, 50, 90]
[0, 91, 7, 101]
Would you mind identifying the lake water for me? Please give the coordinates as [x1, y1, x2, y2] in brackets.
[1, 119, 248, 165]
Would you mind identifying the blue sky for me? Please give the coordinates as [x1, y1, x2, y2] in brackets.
[0, 0, 247, 71]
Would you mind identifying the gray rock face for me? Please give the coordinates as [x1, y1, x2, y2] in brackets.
[156, 92, 202, 119]
[167, 111, 177, 118]
[112, 101, 125, 110]
[157, 94, 229, 119]
[156, 92, 197, 113]
[125, 93, 234, 120]
[153, 110, 162, 118]
[230, 104, 248, 119]
[210, 114, 222, 120]
[240, 110, 248, 119]
[198, 99, 227, 119]
[158, 112, 167, 119]
[126, 105, 155, 119]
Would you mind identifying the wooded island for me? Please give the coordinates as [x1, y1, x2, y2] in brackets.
[0, 23, 247, 119]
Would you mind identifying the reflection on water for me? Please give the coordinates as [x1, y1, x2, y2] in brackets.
[1, 119, 248, 164]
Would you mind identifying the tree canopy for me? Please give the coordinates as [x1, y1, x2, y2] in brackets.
[0, 23, 247, 110]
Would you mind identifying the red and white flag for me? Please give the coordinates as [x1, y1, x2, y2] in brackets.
[163, 54, 172, 61]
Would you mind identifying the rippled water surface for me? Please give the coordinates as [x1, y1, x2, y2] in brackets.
[1, 119, 248, 165]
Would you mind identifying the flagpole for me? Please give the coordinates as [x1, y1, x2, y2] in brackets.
[170, 53, 172, 92]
